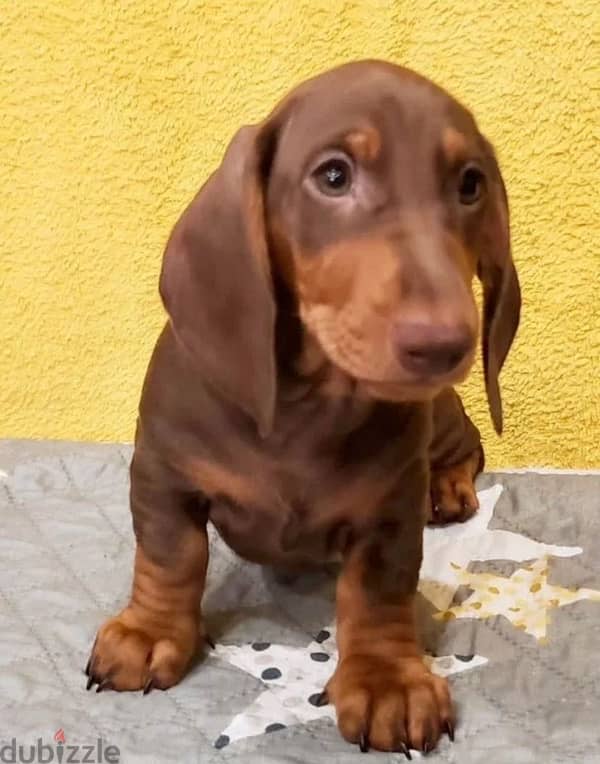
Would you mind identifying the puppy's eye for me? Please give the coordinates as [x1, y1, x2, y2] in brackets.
[313, 157, 353, 196]
[458, 164, 485, 205]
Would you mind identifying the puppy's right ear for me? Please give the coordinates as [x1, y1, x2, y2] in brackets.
[159, 124, 279, 437]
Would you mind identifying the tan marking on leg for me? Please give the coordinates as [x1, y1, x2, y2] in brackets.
[87, 524, 208, 692]
[430, 447, 482, 524]
[328, 544, 454, 753]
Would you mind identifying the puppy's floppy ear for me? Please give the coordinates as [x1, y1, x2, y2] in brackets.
[476, 142, 521, 435]
[159, 123, 279, 437]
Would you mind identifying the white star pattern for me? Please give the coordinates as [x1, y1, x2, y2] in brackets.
[212, 624, 487, 749]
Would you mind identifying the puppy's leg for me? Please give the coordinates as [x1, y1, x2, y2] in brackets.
[429, 388, 484, 524]
[86, 452, 209, 692]
[327, 464, 454, 754]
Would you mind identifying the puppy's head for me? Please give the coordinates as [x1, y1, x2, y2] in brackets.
[160, 60, 520, 436]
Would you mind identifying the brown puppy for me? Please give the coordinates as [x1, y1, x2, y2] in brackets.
[86, 60, 520, 755]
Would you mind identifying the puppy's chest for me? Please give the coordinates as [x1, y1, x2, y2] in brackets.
[209, 453, 391, 567]
[207, 398, 430, 566]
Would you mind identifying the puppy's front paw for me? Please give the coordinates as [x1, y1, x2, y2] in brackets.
[327, 654, 454, 755]
[429, 448, 482, 525]
[85, 608, 201, 693]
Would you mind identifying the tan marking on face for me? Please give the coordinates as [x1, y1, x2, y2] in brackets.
[295, 235, 399, 310]
[344, 126, 381, 163]
[442, 127, 468, 164]
[293, 236, 402, 383]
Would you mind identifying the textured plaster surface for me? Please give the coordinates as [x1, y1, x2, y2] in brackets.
[1, 1, 598, 467]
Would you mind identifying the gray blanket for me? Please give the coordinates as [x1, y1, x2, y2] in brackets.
[1, 439, 599, 763]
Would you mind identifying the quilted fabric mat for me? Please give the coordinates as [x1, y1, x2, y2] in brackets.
[1, 439, 599, 763]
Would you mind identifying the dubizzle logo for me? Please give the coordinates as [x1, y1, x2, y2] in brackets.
[0, 730, 120, 763]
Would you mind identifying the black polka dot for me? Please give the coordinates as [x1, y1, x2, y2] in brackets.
[261, 667, 282, 680]
[265, 723, 286, 734]
[214, 735, 230, 749]
[315, 629, 330, 643]
[455, 654, 474, 662]
[252, 642, 271, 651]
[308, 691, 328, 707]
[310, 652, 330, 662]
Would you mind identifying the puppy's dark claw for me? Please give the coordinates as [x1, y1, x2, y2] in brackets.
[143, 677, 154, 695]
[445, 721, 455, 742]
[205, 634, 216, 650]
[396, 743, 412, 760]
[86, 675, 96, 691]
[96, 679, 111, 693]
[84, 658, 91, 677]
[359, 733, 369, 753]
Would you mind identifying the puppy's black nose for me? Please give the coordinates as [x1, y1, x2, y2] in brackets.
[394, 322, 473, 377]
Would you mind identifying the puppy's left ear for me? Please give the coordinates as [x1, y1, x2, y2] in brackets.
[476, 141, 522, 435]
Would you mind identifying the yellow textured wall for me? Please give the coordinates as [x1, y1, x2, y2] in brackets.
[1, 1, 598, 468]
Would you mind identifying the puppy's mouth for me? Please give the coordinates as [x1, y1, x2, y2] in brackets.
[359, 379, 442, 403]
[325, 349, 475, 404]
[358, 354, 474, 403]
[300, 307, 476, 400]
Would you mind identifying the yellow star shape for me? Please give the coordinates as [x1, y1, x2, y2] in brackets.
[434, 556, 600, 641]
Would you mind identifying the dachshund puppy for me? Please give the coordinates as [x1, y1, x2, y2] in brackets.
[86, 60, 520, 755]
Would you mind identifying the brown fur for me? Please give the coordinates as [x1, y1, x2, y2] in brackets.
[86, 60, 521, 754]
